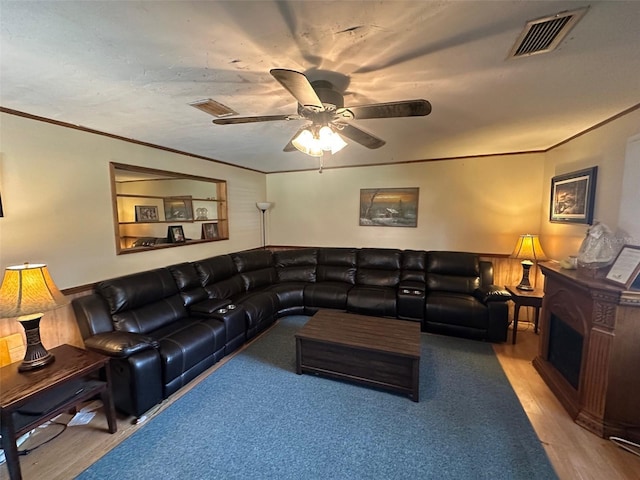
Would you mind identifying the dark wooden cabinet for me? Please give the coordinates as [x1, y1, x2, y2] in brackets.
[533, 262, 640, 443]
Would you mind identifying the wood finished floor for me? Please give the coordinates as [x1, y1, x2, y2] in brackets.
[4, 322, 640, 480]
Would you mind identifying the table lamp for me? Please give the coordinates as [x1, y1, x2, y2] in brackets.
[0, 263, 68, 371]
[511, 234, 548, 291]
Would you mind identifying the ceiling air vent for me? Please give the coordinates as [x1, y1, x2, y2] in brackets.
[189, 98, 238, 117]
[508, 7, 589, 58]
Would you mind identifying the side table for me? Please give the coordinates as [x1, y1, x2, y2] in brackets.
[504, 285, 544, 345]
[0, 344, 117, 480]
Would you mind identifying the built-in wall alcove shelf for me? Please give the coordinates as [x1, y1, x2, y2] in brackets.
[110, 163, 228, 254]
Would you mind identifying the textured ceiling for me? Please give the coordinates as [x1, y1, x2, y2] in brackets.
[1, 1, 639, 173]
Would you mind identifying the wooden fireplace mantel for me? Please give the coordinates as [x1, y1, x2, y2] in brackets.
[533, 261, 640, 443]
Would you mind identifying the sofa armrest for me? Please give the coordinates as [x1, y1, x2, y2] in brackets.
[84, 331, 159, 358]
[474, 285, 511, 304]
[189, 298, 233, 316]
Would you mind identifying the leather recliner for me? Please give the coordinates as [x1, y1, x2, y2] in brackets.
[424, 252, 510, 342]
[72, 268, 226, 416]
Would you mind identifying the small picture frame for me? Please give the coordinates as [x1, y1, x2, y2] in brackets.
[201, 222, 219, 240]
[550, 167, 597, 224]
[605, 245, 640, 290]
[164, 197, 193, 221]
[135, 205, 159, 222]
[167, 225, 186, 243]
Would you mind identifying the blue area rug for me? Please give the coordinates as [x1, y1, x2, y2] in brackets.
[78, 316, 557, 479]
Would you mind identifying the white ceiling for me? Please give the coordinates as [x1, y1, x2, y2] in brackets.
[1, 1, 639, 173]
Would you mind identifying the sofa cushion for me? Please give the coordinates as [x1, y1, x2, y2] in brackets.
[426, 251, 480, 276]
[151, 318, 225, 394]
[347, 286, 397, 317]
[355, 249, 401, 287]
[97, 268, 179, 313]
[231, 290, 279, 338]
[274, 248, 317, 283]
[401, 250, 427, 283]
[96, 268, 188, 334]
[240, 267, 278, 291]
[168, 262, 208, 306]
[232, 250, 273, 273]
[426, 251, 480, 294]
[317, 248, 357, 284]
[427, 274, 480, 294]
[204, 275, 245, 300]
[304, 282, 352, 310]
[425, 292, 488, 329]
[195, 255, 236, 285]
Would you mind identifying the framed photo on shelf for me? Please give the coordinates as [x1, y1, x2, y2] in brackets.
[201, 222, 219, 240]
[134, 205, 159, 222]
[550, 167, 597, 224]
[359, 187, 419, 227]
[163, 196, 193, 221]
[167, 225, 186, 243]
[605, 245, 640, 290]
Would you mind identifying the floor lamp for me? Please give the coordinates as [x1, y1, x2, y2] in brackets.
[256, 202, 272, 249]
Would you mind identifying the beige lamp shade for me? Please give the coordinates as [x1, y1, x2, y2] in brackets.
[0, 263, 68, 320]
[511, 234, 548, 261]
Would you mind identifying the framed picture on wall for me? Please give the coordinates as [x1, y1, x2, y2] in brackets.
[201, 222, 219, 240]
[167, 225, 186, 243]
[550, 167, 597, 224]
[359, 187, 419, 227]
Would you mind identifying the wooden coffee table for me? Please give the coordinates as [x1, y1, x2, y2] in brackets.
[295, 310, 421, 401]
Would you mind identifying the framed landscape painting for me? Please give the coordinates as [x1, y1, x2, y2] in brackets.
[550, 167, 597, 224]
[359, 187, 419, 227]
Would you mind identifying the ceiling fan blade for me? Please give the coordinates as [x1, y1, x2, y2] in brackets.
[270, 69, 324, 111]
[342, 100, 431, 120]
[337, 124, 386, 149]
[213, 114, 299, 125]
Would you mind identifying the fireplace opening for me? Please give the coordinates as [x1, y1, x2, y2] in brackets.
[548, 313, 584, 389]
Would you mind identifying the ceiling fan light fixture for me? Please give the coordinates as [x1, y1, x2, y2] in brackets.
[319, 126, 347, 154]
[292, 128, 323, 157]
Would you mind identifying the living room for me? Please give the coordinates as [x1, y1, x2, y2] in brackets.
[1, 2, 640, 479]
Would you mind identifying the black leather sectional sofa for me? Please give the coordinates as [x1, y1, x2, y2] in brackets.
[72, 248, 511, 417]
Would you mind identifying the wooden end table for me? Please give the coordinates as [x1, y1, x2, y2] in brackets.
[505, 285, 544, 345]
[0, 344, 116, 480]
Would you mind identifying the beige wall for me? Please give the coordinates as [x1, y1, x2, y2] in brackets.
[266, 153, 545, 256]
[540, 109, 640, 260]
[0, 113, 267, 289]
[1, 108, 637, 291]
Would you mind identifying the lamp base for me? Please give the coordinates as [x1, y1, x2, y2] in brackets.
[18, 316, 55, 372]
[516, 260, 534, 291]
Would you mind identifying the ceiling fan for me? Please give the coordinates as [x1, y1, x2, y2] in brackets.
[208, 69, 432, 156]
